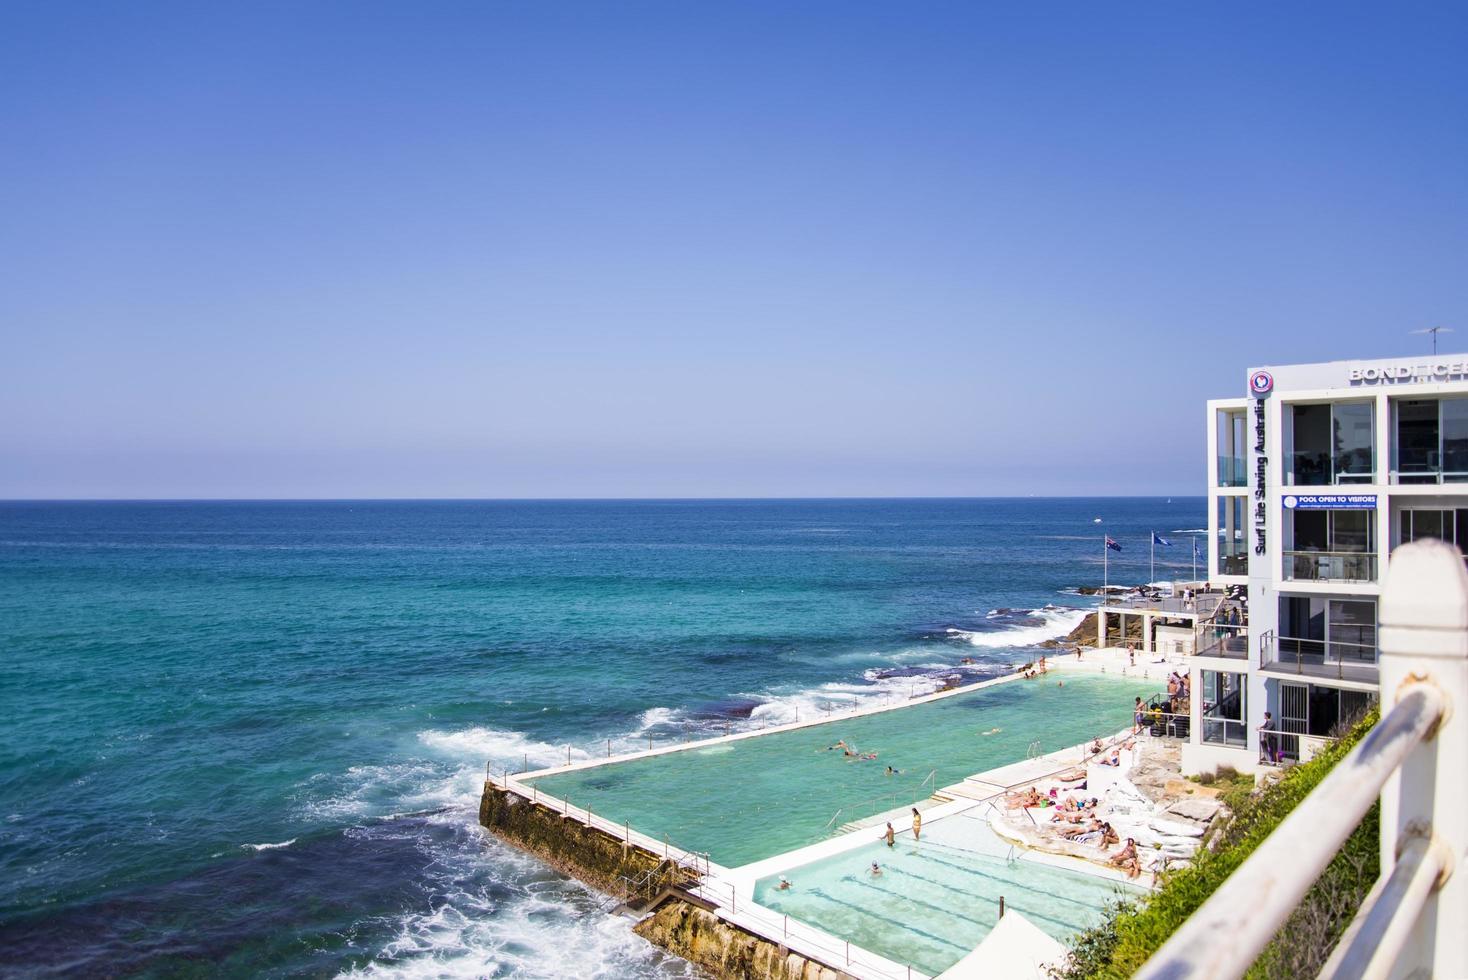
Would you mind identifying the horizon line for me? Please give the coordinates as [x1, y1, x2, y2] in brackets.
[0, 493, 1207, 503]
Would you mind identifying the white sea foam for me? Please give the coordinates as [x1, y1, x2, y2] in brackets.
[418, 726, 589, 771]
[1171, 528, 1207, 534]
[635, 706, 679, 733]
[947, 605, 1087, 648]
[333, 805, 693, 980]
[241, 839, 296, 852]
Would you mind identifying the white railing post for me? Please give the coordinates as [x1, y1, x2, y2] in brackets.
[1375, 540, 1468, 980]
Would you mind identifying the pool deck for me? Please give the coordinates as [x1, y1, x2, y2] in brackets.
[483, 650, 1182, 979]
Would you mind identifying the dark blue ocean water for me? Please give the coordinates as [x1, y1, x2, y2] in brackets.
[0, 498, 1203, 978]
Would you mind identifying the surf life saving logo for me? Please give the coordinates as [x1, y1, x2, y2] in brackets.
[1249, 370, 1274, 396]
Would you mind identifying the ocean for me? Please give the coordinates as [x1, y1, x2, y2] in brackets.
[0, 498, 1204, 978]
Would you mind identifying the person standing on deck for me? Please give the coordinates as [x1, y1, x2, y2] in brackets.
[910, 807, 922, 841]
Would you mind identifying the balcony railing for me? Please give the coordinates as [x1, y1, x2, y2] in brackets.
[1201, 716, 1246, 747]
[1194, 622, 1248, 660]
[1395, 449, 1468, 484]
[1260, 634, 1378, 683]
[1217, 552, 1248, 576]
[1217, 455, 1247, 487]
[1133, 540, 1468, 980]
[1283, 550, 1377, 583]
[1287, 450, 1375, 486]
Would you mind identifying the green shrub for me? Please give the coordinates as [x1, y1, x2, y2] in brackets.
[1054, 711, 1380, 980]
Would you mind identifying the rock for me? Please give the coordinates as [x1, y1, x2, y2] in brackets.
[1166, 797, 1224, 823]
[1149, 817, 1205, 838]
[634, 900, 845, 980]
[1163, 778, 1222, 799]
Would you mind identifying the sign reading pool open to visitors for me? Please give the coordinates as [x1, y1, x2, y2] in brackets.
[1282, 494, 1378, 510]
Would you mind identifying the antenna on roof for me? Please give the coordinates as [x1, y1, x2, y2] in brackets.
[1410, 326, 1454, 355]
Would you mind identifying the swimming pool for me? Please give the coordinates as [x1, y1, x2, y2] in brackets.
[528, 672, 1156, 866]
[753, 815, 1139, 976]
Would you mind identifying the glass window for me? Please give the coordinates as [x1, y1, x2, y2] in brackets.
[1291, 404, 1331, 486]
[1397, 400, 1439, 482]
[1216, 496, 1247, 574]
[1328, 599, 1376, 664]
[1445, 399, 1468, 480]
[1330, 510, 1371, 553]
[1332, 402, 1374, 483]
[1292, 510, 1328, 551]
[1216, 409, 1246, 487]
[1201, 670, 1246, 746]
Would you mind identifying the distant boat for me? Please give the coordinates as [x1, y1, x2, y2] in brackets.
[1093, 517, 1102, 524]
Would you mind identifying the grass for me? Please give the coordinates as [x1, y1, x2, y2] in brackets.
[1053, 711, 1380, 979]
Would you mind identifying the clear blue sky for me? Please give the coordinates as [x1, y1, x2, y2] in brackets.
[2, 2, 1464, 498]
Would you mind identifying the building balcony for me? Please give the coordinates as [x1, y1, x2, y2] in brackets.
[1217, 553, 1248, 576]
[1259, 634, 1379, 685]
[1217, 455, 1247, 488]
[1282, 550, 1377, 584]
[1194, 625, 1248, 660]
[1201, 716, 1247, 748]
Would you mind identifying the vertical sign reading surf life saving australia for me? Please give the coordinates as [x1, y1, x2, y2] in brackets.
[1249, 370, 1272, 556]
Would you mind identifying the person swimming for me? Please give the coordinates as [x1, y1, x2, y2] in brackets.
[980, 726, 1002, 735]
[869, 861, 883, 877]
[777, 876, 792, 891]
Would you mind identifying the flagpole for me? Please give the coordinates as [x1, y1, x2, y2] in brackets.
[1150, 532, 1155, 586]
[1103, 534, 1108, 595]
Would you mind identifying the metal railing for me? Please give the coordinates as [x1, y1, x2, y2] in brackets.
[1261, 634, 1379, 682]
[1194, 622, 1249, 660]
[1283, 550, 1378, 583]
[1133, 540, 1468, 980]
[822, 769, 939, 830]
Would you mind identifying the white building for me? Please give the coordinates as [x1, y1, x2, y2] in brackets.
[1186, 352, 1468, 774]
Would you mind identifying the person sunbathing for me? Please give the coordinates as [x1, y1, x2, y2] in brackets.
[1100, 822, 1120, 847]
[1060, 818, 1103, 839]
[1110, 838, 1141, 879]
[1005, 787, 1044, 810]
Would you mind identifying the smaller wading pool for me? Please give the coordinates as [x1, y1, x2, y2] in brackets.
[753, 814, 1140, 976]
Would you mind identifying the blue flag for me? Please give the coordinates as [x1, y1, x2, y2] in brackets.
[1105, 536, 1122, 552]
[1153, 532, 1173, 547]
[1193, 539, 1203, 559]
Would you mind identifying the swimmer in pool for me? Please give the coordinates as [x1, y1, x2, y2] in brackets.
[777, 876, 792, 891]
[883, 823, 895, 847]
[869, 862, 883, 877]
[980, 727, 1002, 736]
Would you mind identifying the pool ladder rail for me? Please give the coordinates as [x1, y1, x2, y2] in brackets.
[825, 770, 941, 834]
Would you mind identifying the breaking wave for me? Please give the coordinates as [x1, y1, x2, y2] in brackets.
[946, 605, 1087, 649]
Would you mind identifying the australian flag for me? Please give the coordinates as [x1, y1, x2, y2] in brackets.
[1153, 532, 1173, 547]
[1193, 539, 1203, 560]
[1105, 536, 1122, 552]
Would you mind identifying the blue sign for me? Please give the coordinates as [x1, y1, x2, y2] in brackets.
[1282, 494, 1377, 510]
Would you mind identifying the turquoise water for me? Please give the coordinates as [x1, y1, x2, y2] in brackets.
[0, 498, 1199, 977]
[754, 816, 1140, 975]
[529, 673, 1155, 866]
